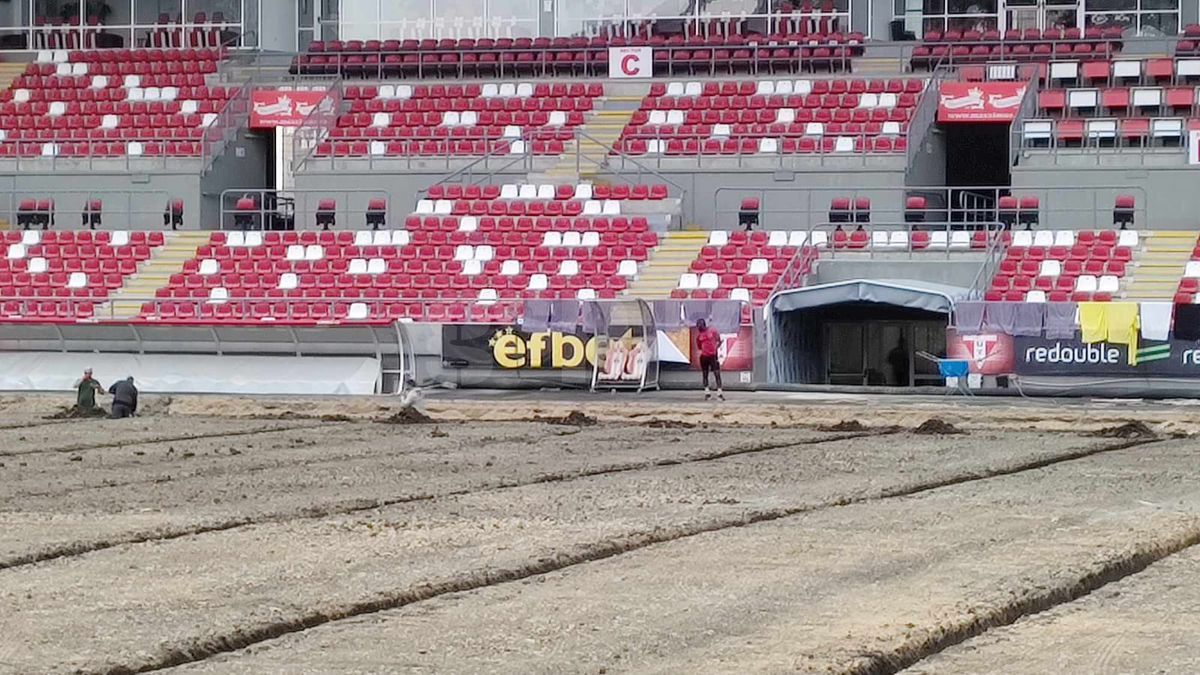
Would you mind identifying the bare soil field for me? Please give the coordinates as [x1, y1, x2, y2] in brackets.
[0, 392, 1197, 674]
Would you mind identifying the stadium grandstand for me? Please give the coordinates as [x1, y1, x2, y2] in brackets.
[0, 0, 1199, 396]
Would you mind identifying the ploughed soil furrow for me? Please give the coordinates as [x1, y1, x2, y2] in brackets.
[3, 428, 562, 501]
[0, 430, 888, 571]
[844, 527, 1200, 675]
[0, 423, 324, 459]
[97, 435, 1161, 675]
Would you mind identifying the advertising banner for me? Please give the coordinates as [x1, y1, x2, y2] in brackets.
[442, 324, 753, 372]
[608, 46, 652, 79]
[937, 82, 1028, 123]
[945, 329, 1015, 375]
[250, 90, 327, 128]
[1013, 336, 1200, 377]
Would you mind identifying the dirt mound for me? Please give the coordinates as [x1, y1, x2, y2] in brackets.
[319, 414, 354, 423]
[819, 420, 866, 432]
[532, 410, 598, 426]
[642, 419, 696, 429]
[376, 407, 435, 425]
[912, 418, 966, 435]
[1091, 421, 1156, 439]
[43, 406, 107, 420]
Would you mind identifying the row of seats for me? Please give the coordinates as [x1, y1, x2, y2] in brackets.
[617, 135, 907, 155]
[911, 27, 1124, 68]
[0, 229, 164, 320]
[1032, 58, 1200, 87]
[320, 81, 603, 160]
[984, 229, 1137, 302]
[1037, 86, 1200, 117]
[293, 33, 864, 78]
[142, 182, 656, 320]
[1021, 118, 1194, 147]
[311, 139, 558, 158]
[0, 48, 233, 158]
[622, 78, 921, 156]
[137, 301, 529, 325]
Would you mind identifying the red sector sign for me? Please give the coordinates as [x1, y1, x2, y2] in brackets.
[937, 82, 1028, 123]
[250, 90, 328, 129]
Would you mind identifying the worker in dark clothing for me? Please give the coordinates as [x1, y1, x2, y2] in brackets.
[108, 376, 138, 418]
[74, 368, 104, 412]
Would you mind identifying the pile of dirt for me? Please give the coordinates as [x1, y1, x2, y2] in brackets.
[818, 420, 866, 432]
[43, 406, 107, 420]
[532, 410, 598, 426]
[912, 418, 966, 435]
[642, 419, 696, 429]
[319, 414, 354, 423]
[376, 407, 435, 425]
[1090, 421, 1156, 439]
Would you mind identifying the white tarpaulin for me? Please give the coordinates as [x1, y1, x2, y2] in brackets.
[0, 353, 381, 395]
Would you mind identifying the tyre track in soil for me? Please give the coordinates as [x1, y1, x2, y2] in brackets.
[0, 429, 891, 572]
[2, 426, 565, 501]
[99, 434, 1163, 675]
[0, 422, 328, 459]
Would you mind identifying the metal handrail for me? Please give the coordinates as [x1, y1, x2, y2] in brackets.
[199, 79, 252, 174]
[572, 128, 687, 192]
[290, 80, 344, 172]
[712, 184, 1150, 231]
[966, 223, 1009, 299]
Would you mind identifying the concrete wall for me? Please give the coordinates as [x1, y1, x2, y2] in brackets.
[200, 129, 273, 227]
[1011, 162, 1199, 230]
[906, 125, 947, 188]
[814, 259, 985, 288]
[0, 171, 201, 230]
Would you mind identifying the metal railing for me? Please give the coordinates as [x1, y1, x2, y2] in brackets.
[908, 36, 1127, 72]
[0, 138, 204, 173]
[200, 80, 252, 174]
[2, 20, 254, 52]
[566, 128, 688, 204]
[217, 188, 391, 232]
[0, 188, 174, 230]
[614, 131, 910, 171]
[1013, 117, 1193, 166]
[905, 67, 950, 170]
[290, 81, 345, 173]
[713, 184, 1151, 232]
[291, 42, 860, 80]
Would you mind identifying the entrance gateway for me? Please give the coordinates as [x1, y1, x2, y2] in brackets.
[766, 280, 970, 387]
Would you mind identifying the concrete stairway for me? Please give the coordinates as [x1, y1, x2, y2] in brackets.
[94, 231, 211, 319]
[533, 83, 648, 183]
[0, 62, 27, 92]
[624, 231, 709, 299]
[1122, 231, 1196, 301]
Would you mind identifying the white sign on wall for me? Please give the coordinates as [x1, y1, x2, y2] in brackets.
[608, 46, 652, 79]
[1190, 130, 1200, 165]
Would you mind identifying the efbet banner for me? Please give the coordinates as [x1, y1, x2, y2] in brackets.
[937, 82, 1028, 123]
[441, 325, 753, 372]
[250, 89, 328, 128]
[1013, 336, 1200, 377]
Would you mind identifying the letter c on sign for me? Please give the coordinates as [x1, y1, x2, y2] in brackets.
[621, 54, 639, 77]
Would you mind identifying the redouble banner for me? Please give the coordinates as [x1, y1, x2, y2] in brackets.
[1013, 336, 1200, 377]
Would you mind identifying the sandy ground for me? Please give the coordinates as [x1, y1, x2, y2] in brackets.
[910, 548, 1200, 674]
[0, 392, 1198, 674]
